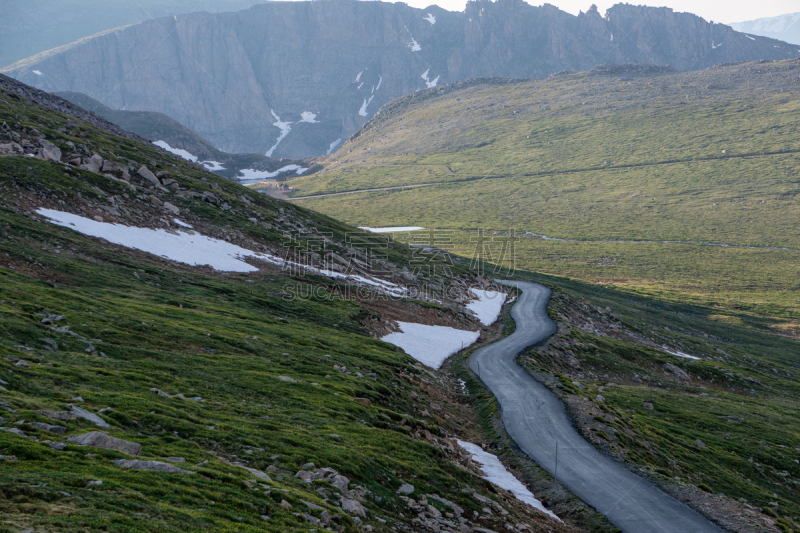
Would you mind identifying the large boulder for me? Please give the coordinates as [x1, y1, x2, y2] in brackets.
[68, 431, 142, 455]
[113, 459, 193, 474]
[38, 139, 62, 162]
[663, 363, 690, 381]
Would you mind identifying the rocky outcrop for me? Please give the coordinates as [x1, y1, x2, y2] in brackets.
[4, 1, 796, 158]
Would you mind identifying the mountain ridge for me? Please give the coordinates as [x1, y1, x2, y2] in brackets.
[3, 0, 797, 158]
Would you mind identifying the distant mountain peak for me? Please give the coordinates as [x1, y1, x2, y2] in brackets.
[4, 1, 797, 158]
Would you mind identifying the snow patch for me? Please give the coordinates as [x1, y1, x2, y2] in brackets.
[662, 347, 701, 360]
[327, 138, 343, 155]
[376, 75, 383, 91]
[265, 110, 292, 158]
[36, 208, 407, 294]
[424, 13, 436, 25]
[357, 82, 364, 90]
[173, 218, 193, 228]
[712, 40, 722, 49]
[457, 440, 561, 521]
[32, 70, 43, 76]
[300, 111, 319, 123]
[745, 34, 756, 40]
[236, 165, 307, 182]
[407, 38, 421, 52]
[153, 140, 198, 163]
[421, 69, 439, 89]
[359, 96, 375, 117]
[467, 289, 507, 326]
[37, 208, 263, 273]
[358, 226, 424, 233]
[610, 32, 614, 41]
[201, 161, 225, 171]
[381, 322, 479, 369]
[355, 71, 363, 83]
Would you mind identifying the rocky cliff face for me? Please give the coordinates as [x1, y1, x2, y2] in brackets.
[5, 0, 797, 158]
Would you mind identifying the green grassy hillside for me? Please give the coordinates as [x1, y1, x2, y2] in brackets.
[288, 60, 800, 321]
[0, 80, 579, 533]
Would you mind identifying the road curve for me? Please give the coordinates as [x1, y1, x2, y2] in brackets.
[469, 281, 725, 533]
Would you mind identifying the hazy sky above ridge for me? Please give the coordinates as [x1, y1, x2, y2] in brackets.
[311, 0, 798, 25]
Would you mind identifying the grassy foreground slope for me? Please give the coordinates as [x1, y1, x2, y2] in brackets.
[289, 60, 800, 320]
[0, 82, 575, 533]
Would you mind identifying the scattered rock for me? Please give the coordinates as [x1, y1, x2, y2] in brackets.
[643, 402, 654, 410]
[396, 483, 415, 495]
[353, 397, 371, 407]
[113, 459, 193, 474]
[165, 457, 186, 463]
[3, 428, 33, 439]
[29, 422, 67, 434]
[163, 202, 180, 215]
[137, 166, 163, 188]
[663, 363, 690, 381]
[70, 405, 110, 428]
[695, 439, 706, 449]
[14, 360, 29, 368]
[243, 467, 271, 481]
[341, 497, 366, 517]
[68, 431, 142, 455]
[50, 442, 67, 451]
[37, 410, 76, 421]
[277, 376, 297, 383]
[0, 455, 18, 461]
[38, 139, 62, 162]
[595, 394, 605, 402]
[40, 338, 58, 350]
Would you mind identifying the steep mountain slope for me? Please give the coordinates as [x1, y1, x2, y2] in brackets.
[288, 59, 800, 320]
[0, 76, 586, 533]
[4, 1, 797, 158]
[0, 0, 271, 69]
[730, 12, 800, 46]
[54, 90, 310, 183]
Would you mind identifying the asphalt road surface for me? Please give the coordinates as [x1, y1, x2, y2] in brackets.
[469, 280, 725, 533]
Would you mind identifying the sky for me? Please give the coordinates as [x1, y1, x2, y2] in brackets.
[395, 0, 799, 24]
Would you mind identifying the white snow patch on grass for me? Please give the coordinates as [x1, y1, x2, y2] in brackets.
[236, 165, 307, 182]
[300, 111, 319, 123]
[421, 69, 439, 89]
[457, 440, 561, 522]
[662, 346, 701, 360]
[424, 13, 436, 24]
[37, 209, 263, 272]
[33, 70, 43, 76]
[266, 110, 293, 157]
[381, 322, 479, 369]
[327, 138, 343, 155]
[201, 161, 225, 171]
[173, 218, 193, 228]
[467, 289, 507, 326]
[37, 208, 408, 294]
[358, 226, 424, 233]
[359, 96, 375, 117]
[408, 38, 421, 52]
[153, 140, 198, 163]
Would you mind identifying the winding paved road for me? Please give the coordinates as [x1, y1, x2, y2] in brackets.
[469, 281, 725, 533]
